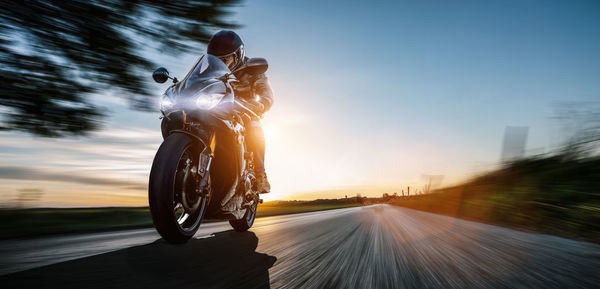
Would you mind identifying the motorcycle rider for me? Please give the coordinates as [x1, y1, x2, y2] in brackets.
[207, 30, 273, 194]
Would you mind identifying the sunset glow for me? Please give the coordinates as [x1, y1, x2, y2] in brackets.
[1, 0, 598, 207]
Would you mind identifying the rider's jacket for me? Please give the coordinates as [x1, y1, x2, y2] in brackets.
[232, 57, 274, 115]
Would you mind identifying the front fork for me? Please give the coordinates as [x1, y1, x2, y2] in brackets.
[196, 131, 216, 198]
[197, 153, 212, 197]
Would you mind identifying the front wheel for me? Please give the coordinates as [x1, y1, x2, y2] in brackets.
[149, 134, 209, 243]
[229, 201, 258, 232]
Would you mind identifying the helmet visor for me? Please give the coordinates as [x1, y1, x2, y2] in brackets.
[217, 45, 245, 69]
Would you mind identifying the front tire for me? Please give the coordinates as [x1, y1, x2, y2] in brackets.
[149, 134, 209, 243]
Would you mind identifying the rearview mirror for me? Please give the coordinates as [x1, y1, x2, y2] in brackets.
[152, 67, 170, 83]
[244, 58, 268, 75]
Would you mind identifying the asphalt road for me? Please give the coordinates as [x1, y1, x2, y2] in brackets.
[1, 205, 599, 288]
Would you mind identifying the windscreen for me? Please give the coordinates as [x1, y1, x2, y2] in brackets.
[165, 54, 231, 100]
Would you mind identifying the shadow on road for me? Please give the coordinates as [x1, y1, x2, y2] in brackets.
[2, 231, 277, 289]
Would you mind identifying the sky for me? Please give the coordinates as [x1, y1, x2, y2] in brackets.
[1, 0, 599, 207]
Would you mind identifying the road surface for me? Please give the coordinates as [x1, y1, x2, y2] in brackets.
[1, 205, 599, 288]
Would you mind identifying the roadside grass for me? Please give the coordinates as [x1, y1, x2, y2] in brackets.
[0, 202, 362, 240]
[390, 155, 600, 243]
[0, 207, 152, 240]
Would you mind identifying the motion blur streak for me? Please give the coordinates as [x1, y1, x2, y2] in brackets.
[257, 205, 599, 288]
[2, 205, 598, 288]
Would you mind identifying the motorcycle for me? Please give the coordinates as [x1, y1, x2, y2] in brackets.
[148, 54, 268, 243]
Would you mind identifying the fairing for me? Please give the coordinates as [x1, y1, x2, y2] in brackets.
[161, 54, 234, 114]
[159, 55, 249, 219]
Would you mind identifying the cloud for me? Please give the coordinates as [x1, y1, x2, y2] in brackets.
[0, 166, 145, 188]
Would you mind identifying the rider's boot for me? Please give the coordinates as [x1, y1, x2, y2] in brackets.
[256, 172, 271, 194]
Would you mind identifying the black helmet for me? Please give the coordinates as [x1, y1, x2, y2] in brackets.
[207, 30, 245, 70]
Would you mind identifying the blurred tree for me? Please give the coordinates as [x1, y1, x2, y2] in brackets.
[14, 188, 44, 208]
[0, 0, 241, 137]
[554, 102, 600, 158]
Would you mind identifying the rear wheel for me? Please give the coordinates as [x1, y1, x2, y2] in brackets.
[229, 201, 258, 232]
[149, 134, 210, 243]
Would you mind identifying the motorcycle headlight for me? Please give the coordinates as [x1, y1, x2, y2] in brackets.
[196, 93, 224, 110]
[194, 82, 226, 110]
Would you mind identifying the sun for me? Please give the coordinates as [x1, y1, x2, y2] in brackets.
[261, 121, 279, 143]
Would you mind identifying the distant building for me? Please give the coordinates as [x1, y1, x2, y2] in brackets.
[501, 126, 529, 162]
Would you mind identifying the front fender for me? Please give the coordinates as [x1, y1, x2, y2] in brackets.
[169, 129, 212, 154]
